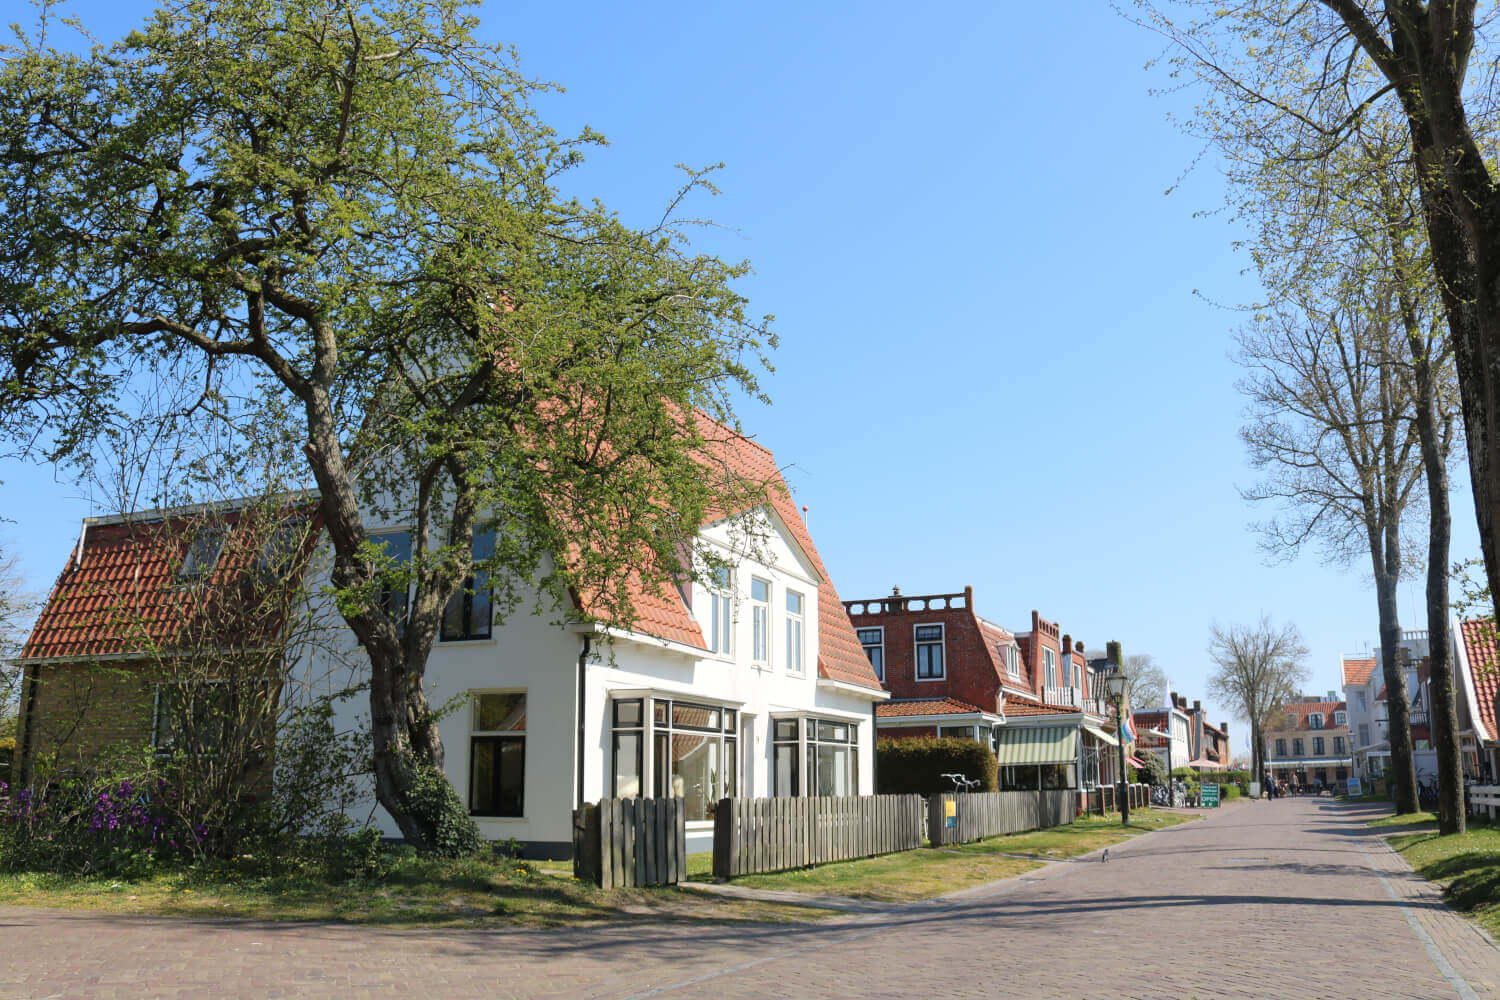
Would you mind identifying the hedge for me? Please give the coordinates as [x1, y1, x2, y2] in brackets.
[876, 737, 998, 795]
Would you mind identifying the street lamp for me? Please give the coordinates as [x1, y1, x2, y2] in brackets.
[1105, 671, 1130, 826]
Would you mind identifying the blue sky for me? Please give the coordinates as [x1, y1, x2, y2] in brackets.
[0, 1, 1480, 752]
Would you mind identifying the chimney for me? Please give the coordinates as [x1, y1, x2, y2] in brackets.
[1106, 640, 1122, 667]
[1193, 699, 1202, 713]
[1170, 691, 1179, 710]
[1062, 633, 1072, 652]
[1075, 641, 1084, 654]
[963, 584, 973, 608]
[1221, 722, 1229, 739]
[890, 586, 908, 613]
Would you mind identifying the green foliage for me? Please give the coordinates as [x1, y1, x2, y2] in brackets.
[392, 755, 482, 859]
[1134, 751, 1168, 787]
[875, 738, 998, 796]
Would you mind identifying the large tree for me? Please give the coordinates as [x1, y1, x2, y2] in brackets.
[0, 0, 773, 851]
[1207, 617, 1311, 784]
[1235, 265, 1426, 811]
[1119, 652, 1168, 711]
[1136, 0, 1500, 741]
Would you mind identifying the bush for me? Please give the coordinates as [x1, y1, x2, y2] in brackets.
[1135, 751, 1168, 786]
[876, 738, 998, 795]
[393, 755, 482, 859]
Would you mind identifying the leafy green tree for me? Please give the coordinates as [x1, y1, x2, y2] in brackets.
[0, 0, 773, 851]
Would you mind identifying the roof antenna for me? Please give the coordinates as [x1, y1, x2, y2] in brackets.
[802, 504, 809, 525]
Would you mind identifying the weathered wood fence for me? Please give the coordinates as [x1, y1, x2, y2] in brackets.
[1098, 783, 1149, 813]
[572, 797, 686, 888]
[928, 790, 1076, 846]
[1468, 784, 1500, 819]
[712, 794, 924, 879]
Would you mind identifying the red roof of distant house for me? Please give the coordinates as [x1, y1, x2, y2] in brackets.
[1272, 701, 1346, 731]
[877, 697, 988, 719]
[1461, 619, 1500, 743]
[1343, 656, 1378, 687]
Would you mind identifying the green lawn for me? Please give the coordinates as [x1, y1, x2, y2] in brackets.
[727, 809, 1197, 902]
[1377, 814, 1500, 938]
[0, 852, 817, 927]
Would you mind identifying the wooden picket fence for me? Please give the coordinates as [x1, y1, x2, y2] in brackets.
[1099, 783, 1149, 813]
[928, 790, 1076, 846]
[712, 794, 924, 879]
[572, 797, 686, 888]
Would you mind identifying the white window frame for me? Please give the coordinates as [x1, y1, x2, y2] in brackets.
[750, 577, 771, 666]
[707, 566, 733, 656]
[1308, 712, 1324, 730]
[1333, 710, 1347, 727]
[1001, 642, 1020, 678]
[1043, 647, 1057, 688]
[858, 626, 885, 681]
[914, 622, 946, 681]
[785, 588, 805, 675]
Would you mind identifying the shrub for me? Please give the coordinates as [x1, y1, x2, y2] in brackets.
[1135, 752, 1168, 787]
[393, 755, 482, 859]
[876, 737, 998, 795]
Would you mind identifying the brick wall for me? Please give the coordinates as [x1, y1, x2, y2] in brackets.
[852, 605, 1003, 711]
[21, 661, 156, 772]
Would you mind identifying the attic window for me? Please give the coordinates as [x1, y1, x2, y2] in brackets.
[254, 519, 308, 579]
[177, 525, 228, 580]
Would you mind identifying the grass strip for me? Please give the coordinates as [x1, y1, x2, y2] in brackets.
[1376, 813, 1500, 939]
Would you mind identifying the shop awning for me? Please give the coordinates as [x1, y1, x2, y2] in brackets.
[995, 726, 1078, 765]
[1082, 722, 1119, 747]
[1129, 755, 1147, 767]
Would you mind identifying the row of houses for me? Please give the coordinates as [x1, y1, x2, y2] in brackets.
[1262, 622, 1500, 792]
[11, 421, 1226, 858]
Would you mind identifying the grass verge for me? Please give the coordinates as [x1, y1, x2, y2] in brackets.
[1377, 814, 1500, 938]
[727, 809, 1197, 902]
[0, 852, 819, 927]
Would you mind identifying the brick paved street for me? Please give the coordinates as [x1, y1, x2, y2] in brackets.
[2, 797, 1497, 999]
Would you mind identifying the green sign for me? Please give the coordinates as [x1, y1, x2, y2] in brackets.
[1202, 783, 1220, 807]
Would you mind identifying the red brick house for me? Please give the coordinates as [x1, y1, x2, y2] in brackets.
[842, 587, 1122, 794]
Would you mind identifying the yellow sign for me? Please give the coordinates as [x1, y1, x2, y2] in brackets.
[944, 799, 956, 828]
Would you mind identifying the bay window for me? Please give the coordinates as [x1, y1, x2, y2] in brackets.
[611, 696, 737, 822]
[773, 715, 860, 797]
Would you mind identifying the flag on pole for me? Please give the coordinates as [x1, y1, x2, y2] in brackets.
[1119, 715, 1136, 743]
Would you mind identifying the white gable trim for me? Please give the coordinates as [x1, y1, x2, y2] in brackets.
[1453, 614, 1493, 743]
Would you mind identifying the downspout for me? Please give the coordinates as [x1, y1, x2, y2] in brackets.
[870, 697, 879, 794]
[575, 634, 591, 809]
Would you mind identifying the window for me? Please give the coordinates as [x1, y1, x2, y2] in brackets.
[373, 531, 412, 627]
[1060, 655, 1072, 688]
[654, 698, 736, 821]
[1043, 647, 1057, 687]
[253, 518, 308, 580]
[611, 699, 645, 798]
[809, 719, 858, 795]
[469, 692, 525, 817]
[1313, 737, 1325, 756]
[915, 624, 945, 680]
[751, 578, 771, 665]
[1308, 713, 1324, 729]
[1293, 738, 1305, 756]
[177, 524, 228, 580]
[1333, 736, 1345, 755]
[940, 725, 977, 740]
[1356, 691, 1368, 711]
[1275, 738, 1287, 757]
[1000, 642, 1020, 678]
[1359, 724, 1370, 747]
[708, 566, 732, 655]
[442, 526, 495, 641]
[1333, 710, 1347, 727]
[785, 590, 805, 674]
[858, 628, 885, 680]
[1370, 756, 1387, 776]
[773, 718, 800, 797]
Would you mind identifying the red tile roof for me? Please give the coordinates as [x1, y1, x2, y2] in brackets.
[1004, 699, 1077, 717]
[1342, 656, 1377, 687]
[877, 697, 986, 719]
[977, 619, 1027, 689]
[1269, 701, 1346, 731]
[22, 506, 316, 660]
[1461, 619, 1500, 743]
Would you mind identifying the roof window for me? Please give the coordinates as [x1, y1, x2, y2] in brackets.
[177, 524, 228, 580]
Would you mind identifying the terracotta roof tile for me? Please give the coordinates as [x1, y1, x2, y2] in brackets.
[1342, 655, 1378, 687]
[1004, 699, 1077, 717]
[877, 697, 985, 719]
[1462, 619, 1500, 743]
[1269, 700, 1346, 731]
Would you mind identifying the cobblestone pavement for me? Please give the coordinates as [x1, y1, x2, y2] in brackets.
[2, 797, 1497, 999]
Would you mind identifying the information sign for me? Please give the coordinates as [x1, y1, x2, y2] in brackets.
[1201, 783, 1220, 807]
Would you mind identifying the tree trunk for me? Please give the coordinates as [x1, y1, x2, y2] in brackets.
[1375, 566, 1420, 813]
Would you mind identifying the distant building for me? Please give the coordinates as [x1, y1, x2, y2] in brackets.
[1263, 692, 1351, 790]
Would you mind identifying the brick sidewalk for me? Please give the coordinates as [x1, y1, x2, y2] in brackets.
[1, 797, 1494, 998]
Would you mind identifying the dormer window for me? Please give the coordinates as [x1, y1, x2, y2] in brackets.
[1043, 647, 1057, 687]
[1308, 713, 1324, 730]
[1000, 642, 1020, 678]
[177, 524, 228, 580]
[1333, 710, 1347, 727]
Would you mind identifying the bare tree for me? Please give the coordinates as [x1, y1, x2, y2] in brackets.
[1120, 653, 1168, 710]
[0, 540, 34, 731]
[1236, 268, 1427, 812]
[1207, 617, 1311, 783]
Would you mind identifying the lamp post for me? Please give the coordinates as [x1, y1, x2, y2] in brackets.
[1106, 671, 1130, 826]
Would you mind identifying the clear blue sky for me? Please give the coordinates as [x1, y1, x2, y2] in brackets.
[0, 1, 1481, 754]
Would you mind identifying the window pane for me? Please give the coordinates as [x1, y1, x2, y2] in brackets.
[613, 732, 642, 798]
[816, 744, 851, 796]
[672, 702, 721, 731]
[613, 699, 642, 728]
[786, 590, 803, 614]
[753, 605, 769, 661]
[857, 628, 881, 644]
[710, 565, 730, 589]
[664, 732, 720, 822]
[914, 625, 942, 642]
[470, 736, 524, 816]
[752, 578, 769, 602]
[774, 719, 799, 741]
[475, 692, 526, 732]
[775, 743, 798, 797]
[654, 700, 669, 725]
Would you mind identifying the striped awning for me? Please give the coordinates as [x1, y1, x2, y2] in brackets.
[1082, 722, 1119, 747]
[995, 726, 1078, 765]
